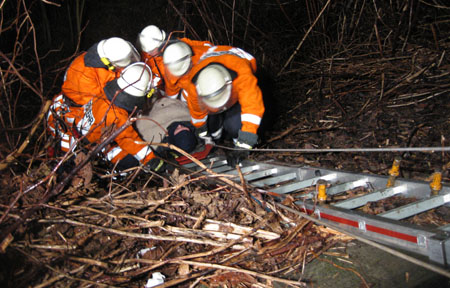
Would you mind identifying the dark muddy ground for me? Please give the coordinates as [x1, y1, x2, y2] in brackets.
[287, 242, 449, 288]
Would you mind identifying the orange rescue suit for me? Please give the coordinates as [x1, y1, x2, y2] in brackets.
[182, 46, 265, 135]
[62, 51, 120, 105]
[47, 93, 154, 165]
[74, 95, 154, 165]
[141, 38, 213, 99]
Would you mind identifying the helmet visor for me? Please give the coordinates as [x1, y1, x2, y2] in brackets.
[111, 48, 140, 68]
[199, 81, 232, 112]
[165, 54, 191, 77]
[117, 63, 153, 96]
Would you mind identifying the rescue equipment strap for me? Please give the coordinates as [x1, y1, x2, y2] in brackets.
[100, 57, 115, 71]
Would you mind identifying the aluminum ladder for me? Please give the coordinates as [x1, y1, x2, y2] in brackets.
[182, 155, 450, 267]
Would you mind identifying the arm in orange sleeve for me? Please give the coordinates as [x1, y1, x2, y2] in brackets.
[234, 65, 265, 135]
[164, 78, 181, 99]
[184, 85, 209, 128]
[62, 53, 117, 105]
[142, 52, 165, 90]
[112, 112, 155, 165]
[93, 107, 155, 165]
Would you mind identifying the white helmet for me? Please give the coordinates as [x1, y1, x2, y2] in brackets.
[195, 64, 232, 109]
[117, 62, 152, 97]
[97, 37, 140, 68]
[163, 41, 192, 77]
[138, 25, 166, 55]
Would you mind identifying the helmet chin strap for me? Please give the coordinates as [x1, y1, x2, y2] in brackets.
[100, 57, 115, 71]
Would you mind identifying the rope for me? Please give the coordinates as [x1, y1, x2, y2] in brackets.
[214, 144, 450, 153]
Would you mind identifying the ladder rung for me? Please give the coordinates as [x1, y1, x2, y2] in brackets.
[238, 167, 279, 182]
[298, 175, 367, 199]
[333, 185, 407, 209]
[182, 156, 226, 169]
[227, 165, 261, 176]
[439, 224, 450, 232]
[327, 178, 370, 196]
[270, 173, 338, 194]
[206, 159, 228, 169]
[213, 163, 265, 175]
[252, 172, 298, 188]
[379, 194, 450, 220]
[211, 165, 235, 173]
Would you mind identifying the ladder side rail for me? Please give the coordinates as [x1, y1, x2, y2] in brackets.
[295, 200, 448, 265]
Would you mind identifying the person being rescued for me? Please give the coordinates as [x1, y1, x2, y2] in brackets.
[136, 25, 213, 99]
[47, 61, 199, 174]
[162, 43, 265, 167]
[135, 96, 210, 166]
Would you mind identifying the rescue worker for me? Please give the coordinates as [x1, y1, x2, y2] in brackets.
[165, 45, 265, 166]
[137, 25, 213, 99]
[137, 25, 167, 92]
[47, 62, 162, 172]
[62, 37, 140, 106]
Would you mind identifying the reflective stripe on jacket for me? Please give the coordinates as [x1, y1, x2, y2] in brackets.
[47, 94, 84, 153]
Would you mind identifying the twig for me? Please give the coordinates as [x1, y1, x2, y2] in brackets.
[164, 143, 246, 192]
[158, 208, 280, 240]
[277, 0, 331, 76]
[167, 0, 200, 40]
[15, 247, 115, 288]
[0, 100, 51, 171]
[311, 251, 370, 288]
[33, 265, 86, 288]
[170, 259, 307, 287]
[237, 165, 255, 210]
[265, 124, 341, 144]
[192, 208, 207, 229]
[382, 62, 436, 99]
[374, 23, 383, 57]
[38, 218, 244, 248]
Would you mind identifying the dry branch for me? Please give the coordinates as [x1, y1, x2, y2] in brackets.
[0, 100, 51, 171]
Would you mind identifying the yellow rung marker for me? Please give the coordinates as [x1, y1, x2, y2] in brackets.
[317, 180, 327, 202]
[386, 156, 401, 188]
[430, 171, 442, 196]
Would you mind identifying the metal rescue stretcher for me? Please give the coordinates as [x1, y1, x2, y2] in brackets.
[180, 153, 450, 267]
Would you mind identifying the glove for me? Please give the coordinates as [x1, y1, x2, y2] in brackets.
[195, 124, 214, 145]
[226, 149, 249, 167]
[154, 145, 171, 160]
[147, 157, 166, 173]
[226, 131, 258, 167]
